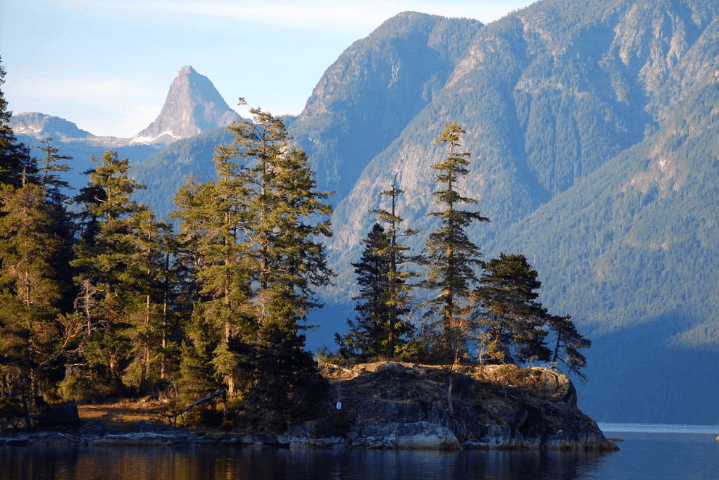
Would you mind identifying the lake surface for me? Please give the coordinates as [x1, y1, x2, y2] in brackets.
[2, 424, 718, 479]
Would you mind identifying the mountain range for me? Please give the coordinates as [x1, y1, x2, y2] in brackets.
[9, 0, 719, 424]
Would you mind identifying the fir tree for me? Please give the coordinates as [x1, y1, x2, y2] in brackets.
[472, 253, 552, 365]
[371, 177, 418, 359]
[0, 177, 63, 401]
[174, 102, 333, 413]
[547, 313, 591, 380]
[336, 223, 392, 362]
[418, 122, 488, 363]
[0, 57, 34, 188]
[121, 208, 176, 392]
[69, 150, 148, 396]
[337, 181, 419, 363]
[218, 105, 333, 413]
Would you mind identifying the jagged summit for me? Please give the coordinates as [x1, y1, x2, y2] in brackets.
[132, 66, 238, 145]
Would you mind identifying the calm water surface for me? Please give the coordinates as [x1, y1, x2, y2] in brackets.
[1, 425, 718, 479]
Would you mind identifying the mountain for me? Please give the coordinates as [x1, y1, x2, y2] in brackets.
[10, 112, 94, 141]
[131, 127, 236, 218]
[132, 66, 239, 145]
[13, 0, 719, 424]
[301, 0, 719, 424]
[10, 113, 160, 194]
[288, 12, 483, 203]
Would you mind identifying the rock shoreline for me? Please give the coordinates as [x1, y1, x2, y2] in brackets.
[0, 362, 618, 452]
[0, 423, 615, 451]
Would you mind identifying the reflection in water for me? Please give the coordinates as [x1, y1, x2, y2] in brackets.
[0, 445, 612, 480]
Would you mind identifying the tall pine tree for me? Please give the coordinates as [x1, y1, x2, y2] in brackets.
[338, 178, 418, 362]
[336, 223, 392, 362]
[175, 102, 332, 415]
[418, 122, 488, 364]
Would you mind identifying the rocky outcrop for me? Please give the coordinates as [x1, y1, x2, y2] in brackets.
[0, 363, 617, 452]
[285, 362, 618, 451]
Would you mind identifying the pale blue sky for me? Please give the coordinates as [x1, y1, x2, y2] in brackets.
[1, 0, 536, 138]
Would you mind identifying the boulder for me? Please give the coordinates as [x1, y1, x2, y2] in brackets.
[37, 401, 81, 427]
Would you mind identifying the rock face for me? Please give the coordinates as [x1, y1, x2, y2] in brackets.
[286, 362, 617, 451]
[132, 66, 238, 145]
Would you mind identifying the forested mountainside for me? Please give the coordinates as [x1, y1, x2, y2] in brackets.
[287, 12, 484, 202]
[297, 0, 719, 423]
[328, 0, 719, 298]
[6, 0, 719, 424]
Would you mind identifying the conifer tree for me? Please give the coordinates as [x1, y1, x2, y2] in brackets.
[337, 178, 419, 362]
[0, 57, 33, 188]
[35, 137, 75, 314]
[472, 253, 551, 365]
[69, 150, 149, 396]
[36, 137, 72, 206]
[121, 207, 177, 391]
[175, 102, 332, 413]
[418, 122, 488, 364]
[0, 64, 64, 402]
[546, 313, 591, 380]
[173, 165, 255, 397]
[219, 106, 333, 413]
[371, 177, 418, 359]
[0, 178, 63, 400]
[336, 223, 392, 361]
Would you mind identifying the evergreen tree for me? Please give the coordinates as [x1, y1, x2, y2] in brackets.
[35, 137, 76, 315]
[337, 178, 419, 363]
[546, 313, 591, 380]
[69, 150, 149, 397]
[121, 208, 177, 392]
[0, 57, 33, 188]
[175, 102, 333, 414]
[0, 177, 63, 401]
[173, 166, 255, 398]
[472, 253, 552, 365]
[219, 105, 333, 413]
[418, 122, 488, 363]
[371, 177, 418, 359]
[36, 137, 72, 206]
[336, 223, 392, 362]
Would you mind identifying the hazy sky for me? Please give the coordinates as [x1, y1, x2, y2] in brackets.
[1, 0, 536, 138]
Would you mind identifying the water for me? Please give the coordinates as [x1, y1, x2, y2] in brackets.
[1, 425, 718, 479]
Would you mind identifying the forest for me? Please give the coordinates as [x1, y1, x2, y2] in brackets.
[0, 59, 588, 428]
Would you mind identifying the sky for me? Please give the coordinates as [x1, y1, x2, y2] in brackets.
[1, 0, 537, 138]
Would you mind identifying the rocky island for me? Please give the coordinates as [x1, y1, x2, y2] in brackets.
[286, 362, 617, 451]
[0, 362, 617, 452]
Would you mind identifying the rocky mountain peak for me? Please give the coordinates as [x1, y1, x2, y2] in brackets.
[9, 112, 94, 140]
[132, 66, 238, 145]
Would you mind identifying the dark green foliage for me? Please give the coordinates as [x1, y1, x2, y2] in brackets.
[0, 57, 34, 189]
[337, 218, 418, 362]
[547, 314, 590, 380]
[336, 224, 393, 361]
[0, 94, 66, 401]
[418, 122, 489, 362]
[473, 253, 552, 365]
[174, 103, 332, 414]
[68, 150, 171, 398]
